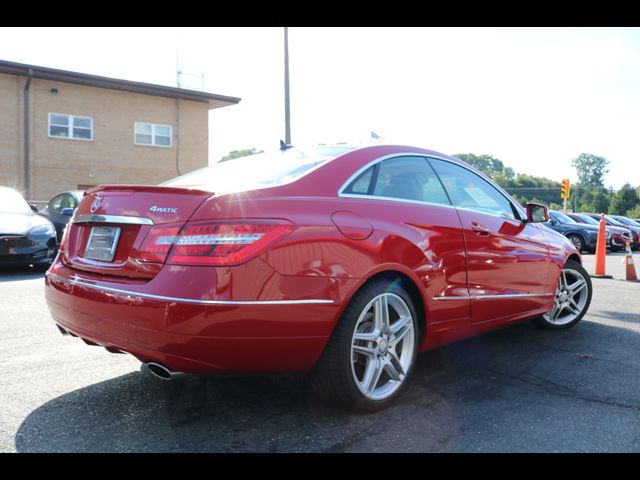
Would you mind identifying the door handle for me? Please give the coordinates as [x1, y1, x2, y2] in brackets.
[470, 222, 490, 235]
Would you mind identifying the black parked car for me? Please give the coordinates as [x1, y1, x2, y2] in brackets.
[38, 190, 83, 242]
[0, 186, 57, 267]
[544, 210, 608, 253]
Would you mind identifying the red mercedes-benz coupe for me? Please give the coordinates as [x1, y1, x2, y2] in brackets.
[45, 145, 592, 411]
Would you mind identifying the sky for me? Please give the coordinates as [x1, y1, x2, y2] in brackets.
[1, 27, 639, 189]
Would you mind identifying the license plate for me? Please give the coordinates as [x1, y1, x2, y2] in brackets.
[84, 226, 121, 261]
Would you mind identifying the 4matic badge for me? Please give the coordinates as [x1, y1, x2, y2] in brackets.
[149, 205, 179, 213]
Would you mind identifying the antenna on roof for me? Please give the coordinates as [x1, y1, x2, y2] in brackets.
[176, 51, 204, 90]
[280, 140, 293, 151]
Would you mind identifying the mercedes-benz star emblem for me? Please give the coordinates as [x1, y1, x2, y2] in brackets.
[90, 195, 102, 213]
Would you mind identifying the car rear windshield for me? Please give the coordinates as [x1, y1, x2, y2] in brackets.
[0, 188, 31, 214]
[162, 146, 353, 193]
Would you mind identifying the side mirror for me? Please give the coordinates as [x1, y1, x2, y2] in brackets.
[526, 202, 549, 223]
[61, 207, 75, 216]
[29, 204, 38, 213]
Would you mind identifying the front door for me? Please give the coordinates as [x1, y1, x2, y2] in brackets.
[430, 158, 551, 324]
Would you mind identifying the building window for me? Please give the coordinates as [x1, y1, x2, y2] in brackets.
[134, 122, 172, 147]
[48, 113, 93, 140]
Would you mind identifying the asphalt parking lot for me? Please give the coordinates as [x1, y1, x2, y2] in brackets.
[1, 252, 639, 452]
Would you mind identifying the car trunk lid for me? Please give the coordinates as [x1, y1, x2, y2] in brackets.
[62, 185, 213, 279]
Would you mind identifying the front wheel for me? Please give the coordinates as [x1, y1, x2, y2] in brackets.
[532, 259, 592, 329]
[311, 279, 420, 412]
[566, 234, 584, 252]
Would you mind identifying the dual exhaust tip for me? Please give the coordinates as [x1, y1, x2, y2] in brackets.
[145, 362, 184, 381]
[56, 324, 183, 381]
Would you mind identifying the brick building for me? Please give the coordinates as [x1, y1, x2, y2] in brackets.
[0, 60, 240, 201]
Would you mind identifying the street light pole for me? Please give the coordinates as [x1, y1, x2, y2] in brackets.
[284, 27, 291, 145]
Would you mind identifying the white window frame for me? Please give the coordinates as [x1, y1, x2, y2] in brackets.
[134, 122, 173, 148]
[48, 113, 93, 141]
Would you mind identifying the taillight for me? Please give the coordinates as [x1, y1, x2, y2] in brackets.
[59, 224, 72, 255]
[137, 225, 181, 263]
[138, 221, 293, 266]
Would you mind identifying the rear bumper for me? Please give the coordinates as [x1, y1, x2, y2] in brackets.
[45, 259, 356, 374]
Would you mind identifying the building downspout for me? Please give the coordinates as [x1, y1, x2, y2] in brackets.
[175, 97, 181, 175]
[23, 68, 33, 199]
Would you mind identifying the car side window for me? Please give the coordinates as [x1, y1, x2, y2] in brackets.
[343, 166, 374, 195]
[59, 194, 75, 211]
[372, 156, 450, 205]
[429, 158, 516, 218]
[48, 194, 65, 213]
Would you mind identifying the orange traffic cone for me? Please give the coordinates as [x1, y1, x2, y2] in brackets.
[624, 241, 639, 282]
[591, 212, 613, 279]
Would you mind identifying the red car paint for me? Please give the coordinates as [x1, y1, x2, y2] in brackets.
[45, 145, 579, 374]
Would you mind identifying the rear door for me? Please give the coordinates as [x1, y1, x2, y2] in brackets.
[429, 158, 551, 324]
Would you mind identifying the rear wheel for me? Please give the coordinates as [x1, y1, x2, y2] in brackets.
[532, 259, 592, 329]
[311, 279, 420, 412]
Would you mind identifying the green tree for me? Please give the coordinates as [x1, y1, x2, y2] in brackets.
[454, 153, 507, 178]
[504, 173, 561, 207]
[571, 153, 610, 187]
[609, 183, 639, 215]
[219, 148, 264, 162]
[625, 204, 640, 218]
[578, 186, 610, 213]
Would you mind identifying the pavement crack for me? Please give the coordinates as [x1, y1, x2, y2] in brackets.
[486, 368, 640, 412]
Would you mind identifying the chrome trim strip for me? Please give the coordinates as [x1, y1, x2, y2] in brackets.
[46, 273, 335, 305]
[339, 192, 458, 210]
[73, 214, 154, 225]
[433, 293, 554, 301]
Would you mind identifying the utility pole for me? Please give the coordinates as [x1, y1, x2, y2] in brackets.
[284, 27, 291, 145]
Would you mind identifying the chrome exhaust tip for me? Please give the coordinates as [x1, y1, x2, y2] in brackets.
[145, 362, 180, 381]
[56, 324, 69, 336]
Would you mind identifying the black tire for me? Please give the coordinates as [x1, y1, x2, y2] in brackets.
[566, 234, 584, 252]
[310, 278, 420, 412]
[532, 259, 592, 330]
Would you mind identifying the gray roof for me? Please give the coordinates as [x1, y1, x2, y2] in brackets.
[0, 59, 240, 109]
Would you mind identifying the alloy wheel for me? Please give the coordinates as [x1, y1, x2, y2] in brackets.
[543, 267, 589, 326]
[350, 293, 415, 401]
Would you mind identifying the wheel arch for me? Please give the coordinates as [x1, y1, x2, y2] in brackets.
[337, 266, 427, 344]
[566, 253, 581, 265]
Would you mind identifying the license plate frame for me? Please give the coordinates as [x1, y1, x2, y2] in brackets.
[84, 226, 121, 262]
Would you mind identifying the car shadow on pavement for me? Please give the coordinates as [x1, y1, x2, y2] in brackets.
[14, 319, 640, 452]
[0, 266, 46, 282]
